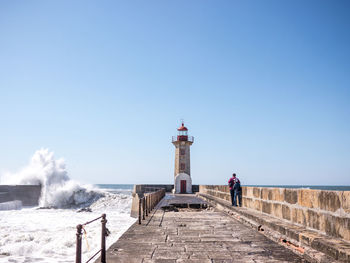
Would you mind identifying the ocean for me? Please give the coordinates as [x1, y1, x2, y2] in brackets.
[0, 184, 135, 263]
[0, 150, 137, 263]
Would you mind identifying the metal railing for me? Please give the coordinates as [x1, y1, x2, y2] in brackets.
[171, 136, 194, 143]
[76, 214, 108, 263]
[138, 189, 165, 224]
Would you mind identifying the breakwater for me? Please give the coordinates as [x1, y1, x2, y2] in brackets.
[0, 185, 41, 206]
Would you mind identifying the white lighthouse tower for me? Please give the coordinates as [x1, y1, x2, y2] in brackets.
[172, 122, 194, 194]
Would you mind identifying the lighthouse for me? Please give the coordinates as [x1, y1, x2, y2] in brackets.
[172, 122, 194, 194]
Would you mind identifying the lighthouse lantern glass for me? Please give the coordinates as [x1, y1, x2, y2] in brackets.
[179, 130, 188, 136]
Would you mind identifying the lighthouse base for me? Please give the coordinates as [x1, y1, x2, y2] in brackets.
[174, 173, 192, 194]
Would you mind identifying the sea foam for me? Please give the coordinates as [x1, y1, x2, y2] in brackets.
[1, 149, 103, 208]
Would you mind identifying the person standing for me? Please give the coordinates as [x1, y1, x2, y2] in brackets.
[228, 173, 236, 206]
[228, 173, 242, 207]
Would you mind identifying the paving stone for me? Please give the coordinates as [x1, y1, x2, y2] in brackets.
[176, 259, 212, 263]
[101, 194, 307, 263]
[143, 259, 176, 263]
[152, 251, 190, 260]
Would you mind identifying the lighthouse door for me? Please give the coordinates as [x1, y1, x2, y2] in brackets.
[180, 180, 186, 193]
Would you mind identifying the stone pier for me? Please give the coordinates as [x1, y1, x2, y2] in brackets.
[101, 194, 307, 263]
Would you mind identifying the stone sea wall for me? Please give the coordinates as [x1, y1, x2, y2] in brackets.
[0, 185, 42, 206]
[199, 185, 350, 242]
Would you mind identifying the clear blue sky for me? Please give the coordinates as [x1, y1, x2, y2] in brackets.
[0, 1, 349, 185]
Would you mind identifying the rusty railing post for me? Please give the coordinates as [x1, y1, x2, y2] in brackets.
[101, 214, 107, 263]
[147, 195, 150, 214]
[145, 195, 148, 216]
[151, 193, 153, 210]
[76, 224, 82, 263]
[142, 197, 145, 220]
[138, 198, 142, 224]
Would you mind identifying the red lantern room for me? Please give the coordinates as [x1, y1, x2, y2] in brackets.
[177, 122, 188, 141]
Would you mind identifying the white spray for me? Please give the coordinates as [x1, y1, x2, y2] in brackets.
[0, 149, 103, 208]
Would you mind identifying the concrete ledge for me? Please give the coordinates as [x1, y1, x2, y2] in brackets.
[198, 192, 350, 263]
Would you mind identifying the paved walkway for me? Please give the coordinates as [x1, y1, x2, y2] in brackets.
[103, 194, 307, 263]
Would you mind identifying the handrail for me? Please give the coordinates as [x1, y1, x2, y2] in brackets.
[138, 188, 165, 224]
[82, 215, 103, 226]
[171, 136, 194, 143]
[76, 214, 107, 263]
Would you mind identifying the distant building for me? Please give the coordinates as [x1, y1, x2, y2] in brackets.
[172, 122, 194, 193]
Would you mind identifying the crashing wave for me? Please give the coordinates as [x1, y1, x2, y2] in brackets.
[0, 149, 104, 208]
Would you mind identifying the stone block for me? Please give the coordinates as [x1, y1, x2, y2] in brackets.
[336, 216, 350, 241]
[262, 201, 272, 215]
[310, 238, 340, 261]
[243, 197, 251, 209]
[241, 186, 247, 196]
[284, 225, 301, 242]
[291, 208, 306, 226]
[284, 189, 297, 204]
[341, 191, 350, 213]
[299, 230, 321, 246]
[247, 197, 257, 210]
[253, 187, 261, 199]
[242, 197, 247, 207]
[324, 214, 338, 238]
[272, 203, 282, 219]
[245, 187, 254, 198]
[261, 187, 285, 201]
[254, 200, 262, 211]
[261, 188, 270, 200]
[318, 191, 341, 212]
[306, 209, 320, 230]
[298, 189, 320, 209]
[271, 188, 285, 202]
[318, 213, 327, 233]
[282, 204, 291, 221]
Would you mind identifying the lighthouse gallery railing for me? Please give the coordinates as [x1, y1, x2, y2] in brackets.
[171, 136, 194, 143]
